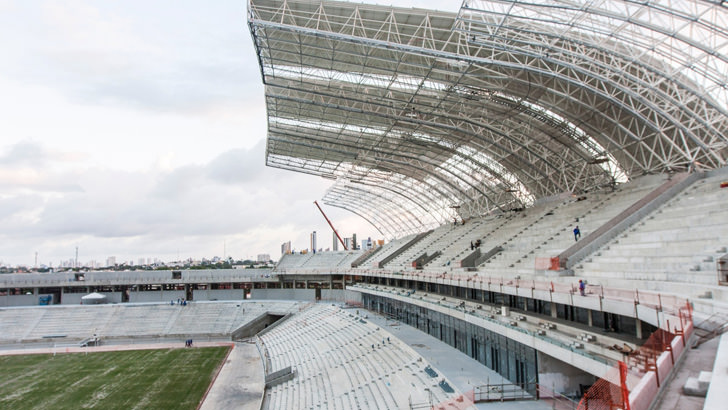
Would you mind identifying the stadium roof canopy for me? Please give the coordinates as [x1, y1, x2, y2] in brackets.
[248, 0, 728, 238]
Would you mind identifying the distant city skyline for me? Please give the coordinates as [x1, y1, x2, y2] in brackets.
[1, 241, 343, 269]
[3, 251, 276, 271]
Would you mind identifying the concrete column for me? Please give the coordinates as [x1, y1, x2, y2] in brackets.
[551, 303, 558, 319]
[636, 319, 643, 339]
[587, 310, 593, 327]
[538, 352, 597, 396]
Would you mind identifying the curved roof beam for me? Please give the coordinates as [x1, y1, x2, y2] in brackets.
[251, 2, 727, 170]
[248, 0, 728, 236]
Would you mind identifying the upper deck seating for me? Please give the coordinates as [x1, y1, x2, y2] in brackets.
[575, 172, 728, 306]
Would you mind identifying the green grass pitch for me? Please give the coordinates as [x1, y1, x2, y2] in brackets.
[0, 346, 230, 410]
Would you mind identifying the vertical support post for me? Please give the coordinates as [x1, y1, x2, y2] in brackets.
[636, 319, 643, 339]
[619, 361, 631, 410]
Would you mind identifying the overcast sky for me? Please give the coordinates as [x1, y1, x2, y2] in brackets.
[0, 0, 457, 267]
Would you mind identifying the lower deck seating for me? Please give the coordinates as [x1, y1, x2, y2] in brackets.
[258, 304, 462, 409]
[0, 301, 302, 344]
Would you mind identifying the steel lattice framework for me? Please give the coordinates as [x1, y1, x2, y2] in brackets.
[248, 0, 728, 238]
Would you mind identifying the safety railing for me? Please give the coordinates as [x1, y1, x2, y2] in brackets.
[278, 266, 690, 317]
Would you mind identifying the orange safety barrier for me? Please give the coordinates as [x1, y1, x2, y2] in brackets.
[577, 371, 626, 410]
[578, 301, 692, 410]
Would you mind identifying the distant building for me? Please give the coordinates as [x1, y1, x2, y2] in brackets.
[332, 232, 339, 251]
[281, 241, 292, 255]
[106, 256, 116, 267]
[364, 237, 373, 250]
[257, 254, 270, 262]
[310, 231, 317, 253]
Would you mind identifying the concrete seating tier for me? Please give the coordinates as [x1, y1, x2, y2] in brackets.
[23, 305, 116, 340]
[428, 214, 512, 267]
[479, 175, 667, 275]
[276, 253, 314, 270]
[276, 251, 384, 272]
[300, 251, 363, 269]
[360, 233, 417, 268]
[258, 304, 461, 409]
[335, 252, 362, 267]
[0, 301, 302, 345]
[383, 224, 456, 269]
[575, 173, 728, 305]
[0, 308, 45, 341]
[418, 218, 494, 268]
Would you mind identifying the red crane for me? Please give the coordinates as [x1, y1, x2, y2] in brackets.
[314, 200, 347, 250]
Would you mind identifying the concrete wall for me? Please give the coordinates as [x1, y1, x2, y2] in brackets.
[321, 289, 346, 301]
[63, 292, 123, 305]
[129, 290, 186, 303]
[343, 289, 363, 303]
[232, 313, 286, 340]
[250, 289, 315, 301]
[537, 351, 597, 397]
[704, 333, 728, 410]
[0, 294, 41, 307]
[193, 289, 245, 301]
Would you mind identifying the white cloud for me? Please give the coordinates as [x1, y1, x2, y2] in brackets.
[0, 139, 380, 265]
[0, 0, 445, 266]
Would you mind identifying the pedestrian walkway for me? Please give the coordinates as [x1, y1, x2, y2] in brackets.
[365, 310, 552, 410]
[199, 342, 265, 410]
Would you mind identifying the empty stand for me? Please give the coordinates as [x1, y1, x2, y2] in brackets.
[258, 304, 462, 409]
[575, 171, 728, 305]
[0, 301, 302, 346]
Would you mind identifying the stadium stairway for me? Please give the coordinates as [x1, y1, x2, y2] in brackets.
[428, 213, 514, 268]
[391, 220, 488, 270]
[423, 173, 666, 276]
[384, 225, 455, 270]
[352, 233, 416, 269]
[506, 174, 668, 275]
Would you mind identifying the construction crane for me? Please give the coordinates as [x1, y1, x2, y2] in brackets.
[314, 200, 347, 250]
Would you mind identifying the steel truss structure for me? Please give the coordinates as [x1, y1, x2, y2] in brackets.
[248, 0, 728, 238]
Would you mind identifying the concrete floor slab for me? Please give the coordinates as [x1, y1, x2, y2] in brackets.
[199, 342, 265, 410]
[364, 309, 554, 410]
[652, 335, 719, 410]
